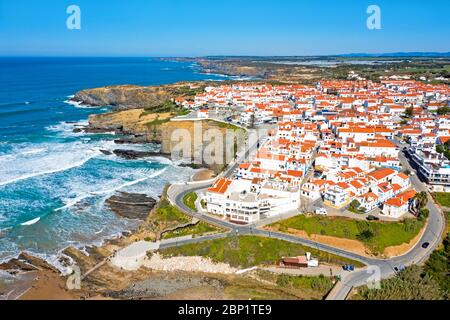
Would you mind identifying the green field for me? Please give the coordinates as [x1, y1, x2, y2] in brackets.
[433, 193, 450, 208]
[271, 215, 424, 254]
[160, 235, 365, 268]
[151, 198, 191, 227]
[182, 192, 198, 212]
[162, 221, 222, 240]
[353, 265, 444, 300]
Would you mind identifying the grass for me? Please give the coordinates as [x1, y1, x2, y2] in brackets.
[353, 265, 445, 300]
[159, 235, 365, 268]
[433, 193, 450, 208]
[224, 270, 334, 300]
[256, 270, 334, 300]
[222, 275, 329, 300]
[150, 198, 191, 229]
[182, 192, 198, 212]
[271, 215, 425, 254]
[162, 221, 222, 240]
[145, 117, 171, 127]
[209, 120, 243, 131]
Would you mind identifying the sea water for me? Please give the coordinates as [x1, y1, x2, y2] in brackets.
[0, 57, 227, 267]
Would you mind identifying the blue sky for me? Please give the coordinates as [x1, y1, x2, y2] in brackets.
[0, 0, 449, 56]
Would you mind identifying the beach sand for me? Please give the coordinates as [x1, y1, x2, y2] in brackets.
[18, 271, 80, 300]
[192, 169, 215, 182]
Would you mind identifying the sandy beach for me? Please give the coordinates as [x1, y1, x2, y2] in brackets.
[191, 169, 215, 182]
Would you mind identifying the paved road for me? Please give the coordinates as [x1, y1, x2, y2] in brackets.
[165, 134, 447, 300]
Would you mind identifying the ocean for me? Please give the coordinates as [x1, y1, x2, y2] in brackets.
[0, 57, 227, 268]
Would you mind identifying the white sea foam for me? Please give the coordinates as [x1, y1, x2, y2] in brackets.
[46, 120, 89, 136]
[55, 167, 168, 212]
[0, 145, 101, 188]
[63, 99, 96, 109]
[20, 217, 40, 226]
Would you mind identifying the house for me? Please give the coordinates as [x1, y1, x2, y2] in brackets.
[358, 192, 379, 211]
[324, 185, 350, 209]
[382, 198, 409, 219]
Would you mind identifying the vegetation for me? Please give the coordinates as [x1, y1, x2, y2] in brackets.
[145, 115, 171, 127]
[222, 274, 329, 300]
[412, 191, 429, 217]
[270, 215, 425, 254]
[160, 235, 365, 268]
[348, 200, 366, 214]
[162, 221, 222, 240]
[354, 265, 443, 300]
[255, 270, 335, 300]
[437, 106, 450, 115]
[143, 100, 190, 117]
[423, 234, 450, 299]
[403, 106, 414, 118]
[209, 120, 244, 131]
[182, 192, 198, 212]
[152, 198, 191, 226]
[433, 192, 450, 208]
[436, 141, 450, 160]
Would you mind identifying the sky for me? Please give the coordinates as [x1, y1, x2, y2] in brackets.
[0, 0, 449, 57]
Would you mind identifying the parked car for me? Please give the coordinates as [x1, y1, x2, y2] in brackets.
[343, 264, 355, 272]
[422, 242, 430, 249]
[315, 208, 328, 216]
[394, 265, 406, 273]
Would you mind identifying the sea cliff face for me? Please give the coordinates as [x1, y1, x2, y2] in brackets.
[74, 83, 246, 173]
[72, 82, 207, 110]
[73, 85, 172, 110]
[87, 109, 246, 173]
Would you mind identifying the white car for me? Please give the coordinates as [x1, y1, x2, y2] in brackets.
[315, 208, 328, 216]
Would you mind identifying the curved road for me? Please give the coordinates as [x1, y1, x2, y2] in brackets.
[166, 136, 446, 300]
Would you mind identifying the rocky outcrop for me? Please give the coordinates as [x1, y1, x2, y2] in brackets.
[112, 149, 167, 160]
[71, 82, 207, 110]
[86, 108, 247, 173]
[71, 85, 172, 110]
[106, 192, 157, 220]
[0, 252, 60, 273]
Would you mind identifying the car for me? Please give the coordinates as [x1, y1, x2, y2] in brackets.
[315, 208, 328, 216]
[343, 264, 355, 272]
[394, 265, 406, 273]
[422, 242, 430, 249]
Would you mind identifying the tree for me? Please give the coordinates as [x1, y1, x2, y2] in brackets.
[349, 200, 364, 213]
[437, 106, 450, 116]
[414, 192, 428, 213]
[404, 106, 414, 118]
[418, 208, 430, 222]
[357, 229, 375, 242]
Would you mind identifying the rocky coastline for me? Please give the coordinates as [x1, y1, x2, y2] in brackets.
[0, 80, 244, 300]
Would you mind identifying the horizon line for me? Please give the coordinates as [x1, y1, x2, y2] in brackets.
[1, 51, 450, 59]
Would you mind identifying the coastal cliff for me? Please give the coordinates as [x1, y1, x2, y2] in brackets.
[72, 82, 207, 110]
[87, 108, 246, 173]
[73, 82, 247, 173]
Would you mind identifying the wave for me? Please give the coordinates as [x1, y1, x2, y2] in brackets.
[46, 120, 88, 136]
[0, 106, 50, 117]
[20, 217, 40, 226]
[0, 149, 101, 188]
[0, 148, 46, 161]
[55, 167, 168, 212]
[64, 99, 98, 109]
